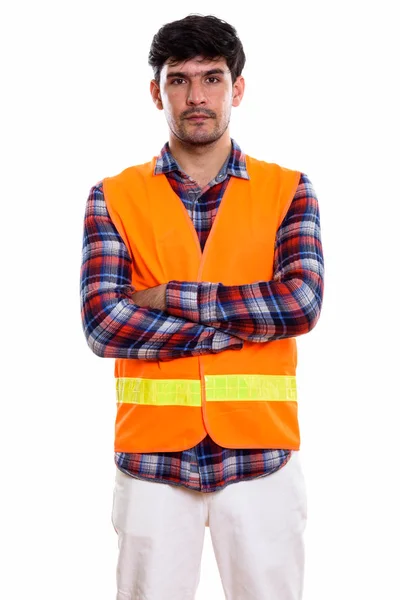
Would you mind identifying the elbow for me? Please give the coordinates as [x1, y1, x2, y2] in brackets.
[296, 288, 323, 336]
[81, 294, 113, 358]
[86, 333, 107, 357]
[288, 276, 323, 337]
[81, 317, 107, 358]
[305, 303, 322, 334]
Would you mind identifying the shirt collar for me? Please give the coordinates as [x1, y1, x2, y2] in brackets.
[153, 138, 250, 180]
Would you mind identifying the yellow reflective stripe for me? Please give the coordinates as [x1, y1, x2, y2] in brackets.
[116, 375, 297, 405]
[205, 375, 297, 402]
[116, 377, 202, 406]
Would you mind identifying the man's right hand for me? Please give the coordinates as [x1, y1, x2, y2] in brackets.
[131, 284, 167, 312]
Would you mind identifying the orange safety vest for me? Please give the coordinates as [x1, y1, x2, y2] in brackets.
[102, 155, 301, 453]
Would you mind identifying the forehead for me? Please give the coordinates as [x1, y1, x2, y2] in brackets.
[161, 55, 229, 78]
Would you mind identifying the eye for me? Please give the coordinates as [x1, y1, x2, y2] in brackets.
[171, 78, 186, 85]
[206, 77, 220, 84]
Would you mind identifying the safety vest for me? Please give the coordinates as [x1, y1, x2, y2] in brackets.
[102, 155, 301, 453]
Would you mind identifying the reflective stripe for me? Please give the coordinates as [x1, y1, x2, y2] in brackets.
[116, 378, 202, 406]
[116, 375, 297, 405]
[205, 374, 297, 402]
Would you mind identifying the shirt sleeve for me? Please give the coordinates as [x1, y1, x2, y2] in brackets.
[165, 173, 324, 342]
[80, 183, 244, 360]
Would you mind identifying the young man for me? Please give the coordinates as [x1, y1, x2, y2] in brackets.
[80, 14, 324, 600]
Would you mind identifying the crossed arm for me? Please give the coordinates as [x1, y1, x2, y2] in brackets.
[80, 183, 243, 361]
[80, 174, 324, 361]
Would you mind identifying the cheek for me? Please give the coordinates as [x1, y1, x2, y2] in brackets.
[163, 94, 183, 116]
[220, 98, 232, 118]
[164, 104, 183, 129]
[218, 91, 233, 111]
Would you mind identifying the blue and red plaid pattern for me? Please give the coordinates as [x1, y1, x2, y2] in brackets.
[80, 139, 324, 492]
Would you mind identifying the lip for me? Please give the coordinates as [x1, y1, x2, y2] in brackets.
[186, 115, 210, 120]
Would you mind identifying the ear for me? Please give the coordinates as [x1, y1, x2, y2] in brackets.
[232, 76, 245, 108]
[150, 80, 163, 110]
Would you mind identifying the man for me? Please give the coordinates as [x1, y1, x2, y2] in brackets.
[80, 13, 324, 600]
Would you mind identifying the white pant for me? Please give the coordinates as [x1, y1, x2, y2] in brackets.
[111, 451, 307, 600]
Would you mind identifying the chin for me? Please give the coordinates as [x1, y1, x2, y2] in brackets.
[180, 129, 224, 146]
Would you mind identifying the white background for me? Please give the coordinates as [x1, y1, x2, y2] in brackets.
[1, 1, 399, 598]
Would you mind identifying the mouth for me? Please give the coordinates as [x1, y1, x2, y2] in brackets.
[186, 116, 210, 123]
[186, 113, 211, 119]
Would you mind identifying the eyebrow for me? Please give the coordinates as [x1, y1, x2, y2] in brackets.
[166, 68, 228, 79]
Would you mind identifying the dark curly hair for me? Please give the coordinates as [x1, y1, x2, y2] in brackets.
[148, 14, 246, 84]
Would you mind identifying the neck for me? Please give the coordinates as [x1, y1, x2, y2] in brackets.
[168, 131, 232, 183]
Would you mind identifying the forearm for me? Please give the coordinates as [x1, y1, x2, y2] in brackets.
[165, 173, 324, 342]
[166, 277, 322, 342]
[81, 285, 243, 360]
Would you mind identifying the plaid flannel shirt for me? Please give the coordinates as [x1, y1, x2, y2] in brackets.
[80, 139, 324, 492]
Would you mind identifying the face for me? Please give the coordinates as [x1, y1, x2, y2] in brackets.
[150, 56, 245, 146]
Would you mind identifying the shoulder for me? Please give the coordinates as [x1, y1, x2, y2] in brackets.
[245, 154, 300, 177]
[294, 172, 317, 198]
[103, 159, 156, 186]
[84, 181, 107, 218]
[246, 156, 318, 199]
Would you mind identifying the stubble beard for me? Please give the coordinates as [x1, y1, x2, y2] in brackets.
[171, 116, 230, 147]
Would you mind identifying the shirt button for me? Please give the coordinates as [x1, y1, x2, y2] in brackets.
[217, 174, 224, 180]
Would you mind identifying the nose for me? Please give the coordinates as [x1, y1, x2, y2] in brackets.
[186, 79, 206, 106]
